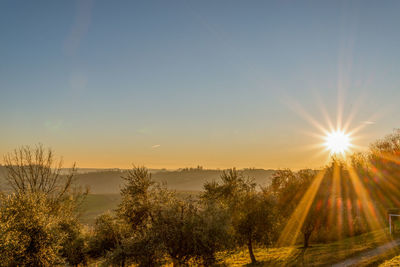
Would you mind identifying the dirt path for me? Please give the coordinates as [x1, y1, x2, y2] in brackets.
[331, 239, 400, 267]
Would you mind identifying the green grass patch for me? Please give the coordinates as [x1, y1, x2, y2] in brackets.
[79, 194, 121, 225]
[78, 191, 199, 225]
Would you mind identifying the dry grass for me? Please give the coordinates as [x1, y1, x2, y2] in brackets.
[380, 255, 400, 267]
[219, 229, 394, 266]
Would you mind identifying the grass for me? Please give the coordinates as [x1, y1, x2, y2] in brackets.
[220, 229, 394, 266]
[78, 191, 200, 225]
[360, 248, 400, 267]
[79, 194, 121, 225]
[380, 254, 400, 267]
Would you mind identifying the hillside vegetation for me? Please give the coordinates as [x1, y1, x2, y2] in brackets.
[0, 166, 274, 194]
[0, 167, 274, 194]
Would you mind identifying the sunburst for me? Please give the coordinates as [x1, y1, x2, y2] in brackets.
[324, 129, 352, 155]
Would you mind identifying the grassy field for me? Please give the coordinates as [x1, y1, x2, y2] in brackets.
[79, 191, 200, 225]
[79, 194, 121, 225]
[87, 229, 396, 266]
[219, 229, 394, 266]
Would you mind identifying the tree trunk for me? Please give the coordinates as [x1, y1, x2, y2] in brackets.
[203, 254, 217, 266]
[247, 237, 257, 264]
[304, 233, 310, 248]
[172, 258, 184, 267]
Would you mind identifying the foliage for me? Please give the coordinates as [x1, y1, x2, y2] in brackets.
[269, 169, 323, 247]
[151, 196, 231, 266]
[88, 213, 127, 260]
[117, 166, 172, 229]
[0, 145, 87, 266]
[0, 192, 67, 265]
[59, 219, 88, 266]
[195, 200, 232, 265]
[202, 168, 277, 264]
[87, 213, 157, 267]
[112, 166, 231, 266]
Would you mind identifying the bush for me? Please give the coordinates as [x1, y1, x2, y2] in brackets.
[0, 192, 68, 265]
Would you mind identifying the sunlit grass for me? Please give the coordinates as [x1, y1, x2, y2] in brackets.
[220, 229, 393, 266]
[380, 254, 400, 267]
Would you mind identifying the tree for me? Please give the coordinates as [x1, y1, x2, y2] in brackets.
[195, 200, 232, 266]
[115, 166, 230, 266]
[151, 198, 200, 266]
[269, 169, 301, 219]
[152, 196, 231, 266]
[371, 129, 400, 154]
[59, 219, 88, 267]
[301, 202, 321, 248]
[0, 144, 87, 265]
[0, 192, 67, 265]
[3, 144, 79, 200]
[116, 166, 172, 266]
[88, 213, 138, 267]
[117, 166, 172, 229]
[270, 169, 321, 248]
[235, 192, 277, 263]
[202, 168, 276, 264]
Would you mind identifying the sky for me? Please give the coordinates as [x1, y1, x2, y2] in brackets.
[1, 0, 400, 169]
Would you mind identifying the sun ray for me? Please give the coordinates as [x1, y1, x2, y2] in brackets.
[315, 93, 335, 132]
[286, 99, 330, 136]
[347, 165, 385, 231]
[277, 169, 326, 246]
[333, 162, 343, 239]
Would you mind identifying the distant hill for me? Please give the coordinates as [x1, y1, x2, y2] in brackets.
[0, 166, 276, 223]
[0, 166, 7, 189]
[0, 166, 275, 194]
[60, 167, 164, 174]
[74, 168, 275, 194]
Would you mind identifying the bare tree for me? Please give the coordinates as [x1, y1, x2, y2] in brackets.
[3, 144, 76, 200]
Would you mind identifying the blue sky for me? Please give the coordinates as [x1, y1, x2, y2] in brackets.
[1, 0, 400, 169]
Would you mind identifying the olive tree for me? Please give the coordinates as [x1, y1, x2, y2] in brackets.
[202, 168, 276, 264]
[0, 192, 67, 265]
[0, 144, 87, 265]
[115, 166, 230, 266]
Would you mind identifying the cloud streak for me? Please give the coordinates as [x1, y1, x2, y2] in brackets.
[64, 0, 94, 56]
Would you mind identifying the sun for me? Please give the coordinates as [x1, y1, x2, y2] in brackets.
[324, 130, 351, 155]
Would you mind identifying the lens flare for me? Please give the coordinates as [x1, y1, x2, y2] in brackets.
[324, 130, 351, 155]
